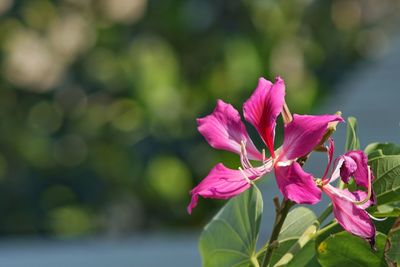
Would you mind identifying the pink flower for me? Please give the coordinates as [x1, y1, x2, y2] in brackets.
[317, 139, 376, 246]
[187, 77, 343, 213]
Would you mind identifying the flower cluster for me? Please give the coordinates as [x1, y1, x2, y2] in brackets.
[188, 76, 377, 246]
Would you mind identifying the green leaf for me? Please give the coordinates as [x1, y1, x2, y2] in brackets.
[271, 238, 319, 267]
[269, 238, 297, 266]
[386, 218, 400, 265]
[268, 207, 318, 267]
[199, 186, 263, 267]
[365, 143, 400, 205]
[365, 143, 400, 156]
[345, 116, 360, 151]
[369, 203, 400, 218]
[316, 232, 387, 267]
[278, 207, 317, 241]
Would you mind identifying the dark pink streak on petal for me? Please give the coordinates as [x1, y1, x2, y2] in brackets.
[275, 162, 321, 205]
[280, 114, 343, 161]
[197, 100, 262, 160]
[243, 77, 285, 158]
[187, 164, 261, 214]
[323, 184, 375, 244]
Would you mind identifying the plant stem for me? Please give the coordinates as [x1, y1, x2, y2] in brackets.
[315, 221, 338, 238]
[261, 198, 293, 267]
[317, 204, 333, 224]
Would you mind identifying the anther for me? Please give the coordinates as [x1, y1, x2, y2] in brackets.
[315, 178, 323, 188]
[240, 140, 254, 170]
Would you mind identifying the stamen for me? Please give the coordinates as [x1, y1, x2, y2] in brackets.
[315, 178, 323, 188]
[262, 149, 266, 163]
[353, 166, 372, 206]
[368, 213, 387, 221]
[239, 167, 252, 184]
[240, 140, 254, 170]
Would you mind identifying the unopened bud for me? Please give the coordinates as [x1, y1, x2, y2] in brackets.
[282, 102, 293, 124]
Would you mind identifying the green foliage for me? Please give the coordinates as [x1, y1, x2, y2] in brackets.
[386, 219, 400, 265]
[199, 186, 263, 267]
[269, 207, 319, 267]
[366, 143, 400, 205]
[278, 207, 317, 241]
[316, 232, 387, 267]
[369, 203, 400, 218]
[345, 117, 360, 151]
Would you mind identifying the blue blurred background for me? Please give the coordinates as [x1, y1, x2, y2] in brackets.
[0, 0, 399, 266]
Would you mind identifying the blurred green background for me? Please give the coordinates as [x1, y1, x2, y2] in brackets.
[0, 0, 398, 238]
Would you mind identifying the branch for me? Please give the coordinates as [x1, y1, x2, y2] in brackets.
[261, 199, 293, 267]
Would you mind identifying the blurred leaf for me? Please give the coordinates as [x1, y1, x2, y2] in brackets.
[49, 206, 93, 237]
[345, 116, 360, 151]
[199, 186, 262, 267]
[147, 155, 191, 202]
[317, 232, 387, 267]
[365, 143, 400, 205]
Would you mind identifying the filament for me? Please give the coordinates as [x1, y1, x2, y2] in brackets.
[239, 167, 252, 184]
[368, 213, 387, 221]
[353, 166, 372, 206]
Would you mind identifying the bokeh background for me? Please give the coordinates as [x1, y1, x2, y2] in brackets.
[0, 0, 399, 263]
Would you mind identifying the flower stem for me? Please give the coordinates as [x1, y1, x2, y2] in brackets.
[261, 198, 293, 267]
[317, 204, 333, 224]
[315, 221, 338, 238]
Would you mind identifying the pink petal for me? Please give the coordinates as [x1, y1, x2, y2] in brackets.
[323, 184, 376, 244]
[339, 155, 357, 183]
[339, 151, 376, 205]
[197, 100, 262, 160]
[275, 162, 321, 205]
[340, 151, 373, 189]
[243, 77, 285, 158]
[187, 164, 260, 214]
[280, 114, 344, 161]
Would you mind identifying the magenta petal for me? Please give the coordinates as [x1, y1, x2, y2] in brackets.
[243, 77, 285, 157]
[323, 184, 376, 243]
[340, 151, 372, 188]
[275, 162, 321, 204]
[280, 114, 344, 161]
[339, 155, 357, 183]
[187, 163, 257, 214]
[197, 100, 262, 160]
